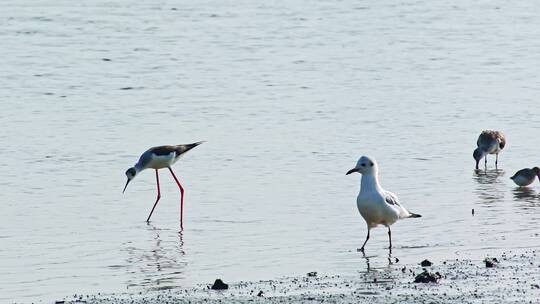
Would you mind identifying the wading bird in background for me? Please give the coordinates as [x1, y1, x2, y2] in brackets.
[473, 130, 506, 170]
[346, 156, 421, 253]
[123, 142, 204, 229]
[510, 167, 540, 187]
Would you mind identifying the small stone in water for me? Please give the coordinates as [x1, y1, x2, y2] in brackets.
[414, 270, 441, 283]
[420, 259, 433, 267]
[485, 257, 499, 268]
[211, 279, 228, 290]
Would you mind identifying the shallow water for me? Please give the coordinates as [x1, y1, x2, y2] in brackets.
[1, 0, 540, 302]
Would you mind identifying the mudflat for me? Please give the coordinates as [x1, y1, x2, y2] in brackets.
[62, 249, 539, 304]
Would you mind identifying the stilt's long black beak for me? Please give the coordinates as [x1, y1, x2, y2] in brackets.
[123, 178, 131, 193]
[346, 168, 359, 175]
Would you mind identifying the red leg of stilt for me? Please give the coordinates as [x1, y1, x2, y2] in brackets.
[168, 167, 185, 229]
[146, 170, 161, 222]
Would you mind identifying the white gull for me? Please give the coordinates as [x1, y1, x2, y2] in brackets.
[346, 156, 421, 252]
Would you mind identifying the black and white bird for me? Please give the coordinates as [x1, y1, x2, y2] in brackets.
[510, 167, 540, 187]
[473, 130, 506, 170]
[123, 142, 204, 229]
[346, 156, 421, 253]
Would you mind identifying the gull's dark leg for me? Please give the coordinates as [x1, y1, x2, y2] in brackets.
[495, 153, 499, 169]
[168, 167, 185, 229]
[484, 155, 487, 168]
[387, 226, 392, 250]
[146, 170, 161, 222]
[359, 228, 370, 253]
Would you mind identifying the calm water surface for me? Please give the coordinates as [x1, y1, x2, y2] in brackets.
[1, 0, 540, 302]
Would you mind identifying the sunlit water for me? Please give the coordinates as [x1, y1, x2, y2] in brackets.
[1, 0, 540, 302]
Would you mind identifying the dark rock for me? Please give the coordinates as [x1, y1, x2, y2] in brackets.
[211, 279, 228, 290]
[55, 301, 65, 304]
[257, 290, 264, 297]
[307, 271, 317, 277]
[485, 257, 499, 268]
[420, 259, 433, 267]
[102, 58, 111, 61]
[414, 270, 441, 283]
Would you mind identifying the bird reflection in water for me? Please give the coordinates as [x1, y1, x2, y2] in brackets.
[360, 250, 395, 273]
[358, 251, 398, 286]
[511, 188, 540, 231]
[512, 187, 539, 207]
[512, 187, 536, 199]
[124, 224, 187, 291]
[473, 169, 506, 206]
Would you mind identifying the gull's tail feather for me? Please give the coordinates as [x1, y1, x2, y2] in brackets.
[408, 212, 422, 218]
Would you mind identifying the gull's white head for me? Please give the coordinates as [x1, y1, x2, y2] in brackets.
[346, 156, 378, 176]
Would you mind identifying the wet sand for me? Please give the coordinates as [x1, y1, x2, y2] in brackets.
[61, 249, 539, 304]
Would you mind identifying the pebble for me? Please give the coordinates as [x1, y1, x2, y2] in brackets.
[485, 257, 499, 268]
[414, 270, 442, 283]
[420, 259, 433, 267]
[211, 279, 229, 290]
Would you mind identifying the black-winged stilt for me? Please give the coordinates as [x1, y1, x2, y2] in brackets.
[123, 141, 204, 229]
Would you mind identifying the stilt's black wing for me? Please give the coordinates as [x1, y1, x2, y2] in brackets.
[174, 141, 204, 157]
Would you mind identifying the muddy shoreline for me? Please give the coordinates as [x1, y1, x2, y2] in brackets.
[57, 249, 539, 304]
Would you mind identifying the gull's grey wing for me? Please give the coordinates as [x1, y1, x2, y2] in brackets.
[384, 191, 401, 207]
[384, 190, 416, 218]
